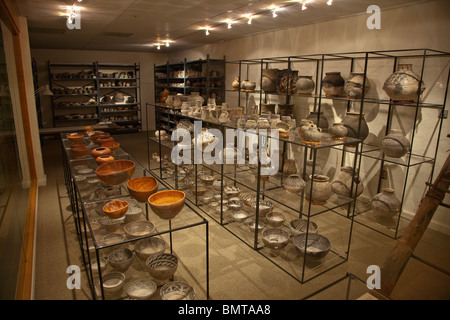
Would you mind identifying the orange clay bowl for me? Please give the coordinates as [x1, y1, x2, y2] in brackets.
[127, 176, 159, 202]
[103, 200, 129, 219]
[71, 146, 89, 158]
[95, 160, 136, 185]
[97, 136, 115, 145]
[70, 142, 86, 149]
[90, 131, 109, 142]
[68, 133, 84, 143]
[148, 190, 185, 220]
[101, 141, 120, 153]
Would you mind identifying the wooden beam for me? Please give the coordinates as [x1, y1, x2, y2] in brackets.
[380, 153, 450, 296]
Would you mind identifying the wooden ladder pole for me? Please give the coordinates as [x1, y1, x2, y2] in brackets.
[380, 153, 450, 297]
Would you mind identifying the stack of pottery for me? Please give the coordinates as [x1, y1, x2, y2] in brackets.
[331, 166, 364, 198]
[383, 64, 426, 103]
[296, 76, 315, 95]
[261, 69, 279, 93]
[329, 122, 348, 140]
[380, 129, 411, 158]
[342, 112, 369, 142]
[322, 72, 345, 97]
[370, 188, 401, 219]
[305, 174, 332, 205]
[344, 73, 370, 99]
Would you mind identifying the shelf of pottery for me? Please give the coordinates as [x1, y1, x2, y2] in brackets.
[61, 131, 209, 300]
[154, 55, 226, 132]
[225, 48, 450, 240]
[48, 62, 142, 132]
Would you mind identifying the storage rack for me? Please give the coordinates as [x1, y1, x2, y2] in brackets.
[48, 62, 142, 133]
[61, 133, 209, 300]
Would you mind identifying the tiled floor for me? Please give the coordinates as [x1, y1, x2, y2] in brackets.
[33, 132, 450, 300]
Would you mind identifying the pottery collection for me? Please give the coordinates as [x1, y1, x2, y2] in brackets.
[383, 64, 426, 102]
[381, 129, 411, 158]
[370, 188, 401, 219]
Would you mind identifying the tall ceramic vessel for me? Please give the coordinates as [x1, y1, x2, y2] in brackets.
[383, 64, 426, 102]
[381, 129, 411, 158]
[322, 72, 345, 97]
[342, 112, 369, 142]
[261, 69, 279, 93]
[370, 188, 401, 219]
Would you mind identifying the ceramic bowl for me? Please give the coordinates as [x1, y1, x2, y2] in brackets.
[146, 253, 178, 280]
[96, 155, 115, 166]
[99, 217, 124, 232]
[200, 174, 214, 185]
[97, 136, 115, 145]
[125, 279, 157, 300]
[190, 184, 207, 196]
[127, 176, 158, 202]
[90, 257, 107, 274]
[266, 212, 286, 227]
[262, 228, 290, 250]
[213, 179, 226, 190]
[134, 237, 166, 260]
[70, 142, 86, 149]
[103, 200, 129, 219]
[251, 200, 273, 216]
[71, 147, 89, 158]
[231, 210, 248, 223]
[108, 248, 134, 272]
[148, 190, 185, 220]
[102, 272, 125, 294]
[213, 192, 222, 201]
[289, 219, 319, 236]
[247, 221, 265, 233]
[224, 186, 241, 198]
[227, 199, 243, 211]
[125, 206, 142, 223]
[102, 233, 126, 246]
[100, 141, 120, 153]
[241, 193, 256, 206]
[68, 133, 84, 143]
[96, 160, 136, 185]
[293, 233, 331, 260]
[200, 194, 213, 204]
[124, 220, 155, 239]
[160, 281, 195, 300]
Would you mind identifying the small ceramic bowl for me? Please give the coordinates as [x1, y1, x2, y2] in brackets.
[101, 141, 120, 153]
[124, 220, 155, 239]
[289, 219, 319, 236]
[68, 133, 84, 143]
[293, 233, 331, 260]
[231, 210, 248, 223]
[266, 212, 286, 227]
[200, 194, 213, 204]
[213, 192, 222, 201]
[108, 247, 134, 272]
[247, 221, 265, 233]
[90, 257, 107, 274]
[190, 184, 207, 196]
[224, 186, 241, 198]
[134, 237, 166, 260]
[102, 233, 126, 246]
[124, 206, 142, 223]
[160, 281, 195, 300]
[146, 253, 178, 280]
[200, 174, 214, 185]
[125, 279, 157, 300]
[251, 200, 273, 216]
[262, 228, 290, 250]
[127, 176, 159, 202]
[96, 160, 136, 185]
[103, 200, 129, 219]
[227, 199, 243, 211]
[102, 272, 126, 294]
[99, 217, 123, 232]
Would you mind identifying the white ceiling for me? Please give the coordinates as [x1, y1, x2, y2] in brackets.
[17, 0, 433, 53]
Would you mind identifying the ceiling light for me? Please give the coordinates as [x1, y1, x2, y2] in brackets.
[201, 27, 212, 35]
[165, 40, 170, 47]
[270, 5, 279, 18]
[297, 0, 311, 11]
[245, 14, 253, 24]
[226, 19, 233, 29]
[327, 0, 333, 5]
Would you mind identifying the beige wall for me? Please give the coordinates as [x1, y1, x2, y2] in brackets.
[31, 49, 168, 131]
[167, 0, 450, 233]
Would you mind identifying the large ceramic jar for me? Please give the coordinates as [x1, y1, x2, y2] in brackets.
[322, 72, 345, 97]
[284, 174, 306, 193]
[305, 174, 332, 205]
[370, 188, 401, 219]
[296, 76, 315, 95]
[261, 69, 279, 93]
[381, 129, 411, 158]
[342, 112, 369, 141]
[306, 111, 329, 131]
[383, 64, 426, 102]
[330, 166, 364, 198]
[344, 72, 370, 99]
[329, 122, 348, 140]
[277, 69, 298, 95]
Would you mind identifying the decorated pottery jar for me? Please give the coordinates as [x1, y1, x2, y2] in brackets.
[383, 64, 426, 102]
[261, 69, 279, 93]
[322, 72, 345, 97]
[342, 112, 369, 142]
[330, 166, 364, 198]
[296, 76, 315, 95]
[370, 188, 401, 219]
[328, 122, 348, 140]
[283, 159, 297, 176]
[381, 129, 411, 158]
[344, 72, 370, 99]
[302, 124, 323, 145]
[304, 174, 332, 205]
[284, 174, 306, 193]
